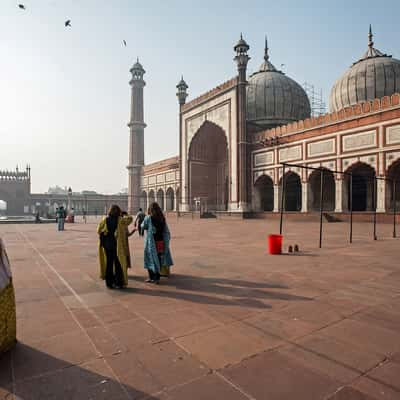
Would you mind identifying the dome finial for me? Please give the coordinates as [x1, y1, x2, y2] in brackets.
[264, 35, 269, 61]
[368, 24, 374, 49]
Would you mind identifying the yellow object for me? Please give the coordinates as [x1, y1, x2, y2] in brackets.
[97, 215, 133, 287]
[0, 281, 17, 353]
[160, 265, 170, 277]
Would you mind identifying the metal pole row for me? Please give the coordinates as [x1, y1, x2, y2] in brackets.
[279, 164, 286, 235]
[319, 169, 324, 248]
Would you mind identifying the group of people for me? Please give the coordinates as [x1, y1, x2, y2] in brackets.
[56, 206, 67, 231]
[97, 203, 173, 288]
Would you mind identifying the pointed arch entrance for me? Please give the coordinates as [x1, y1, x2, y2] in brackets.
[140, 190, 147, 211]
[386, 159, 400, 211]
[254, 175, 274, 211]
[308, 169, 335, 211]
[345, 162, 376, 211]
[188, 121, 228, 211]
[166, 188, 175, 211]
[279, 171, 302, 211]
[157, 189, 165, 210]
[148, 190, 155, 205]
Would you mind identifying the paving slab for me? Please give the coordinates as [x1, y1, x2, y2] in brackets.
[158, 373, 248, 400]
[13, 358, 130, 400]
[223, 350, 341, 400]
[326, 386, 376, 400]
[144, 307, 221, 338]
[352, 376, 400, 400]
[278, 333, 385, 384]
[364, 361, 400, 392]
[176, 320, 283, 369]
[134, 340, 209, 389]
[12, 331, 99, 381]
[105, 351, 164, 397]
[320, 319, 400, 357]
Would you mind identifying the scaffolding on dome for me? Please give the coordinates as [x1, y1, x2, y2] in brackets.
[303, 82, 326, 117]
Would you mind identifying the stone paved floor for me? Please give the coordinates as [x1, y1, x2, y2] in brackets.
[1, 216, 400, 399]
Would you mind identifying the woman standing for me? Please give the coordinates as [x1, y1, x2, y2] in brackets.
[97, 205, 133, 289]
[0, 238, 16, 353]
[141, 202, 173, 283]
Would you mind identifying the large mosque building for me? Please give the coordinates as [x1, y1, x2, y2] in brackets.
[127, 28, 400, 216]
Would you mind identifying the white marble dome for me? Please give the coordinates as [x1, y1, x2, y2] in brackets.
[246, 40, 311, 129]
[330, 28, 400, 112]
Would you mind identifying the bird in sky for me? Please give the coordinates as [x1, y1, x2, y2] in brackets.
[123, 40, 127, 47]
[65, 19, 71, 27]
[18, 4, 25, 9]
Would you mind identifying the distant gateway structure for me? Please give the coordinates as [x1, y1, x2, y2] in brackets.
[0, 165, 128, 216]
[128, 28, 399, 215]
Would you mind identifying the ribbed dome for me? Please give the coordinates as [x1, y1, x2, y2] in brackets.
[246, 38, 311, 129]
[330, 27, 400, 112]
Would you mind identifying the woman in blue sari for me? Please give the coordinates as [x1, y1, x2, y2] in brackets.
[141, 202, 173, 284]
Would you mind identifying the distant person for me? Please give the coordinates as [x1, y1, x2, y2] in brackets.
[97, 205, 133, 289]
[95, 209, 98, 219]
[0, 237, 16, 353]
[70, 208, 75, 223]
[82, 209, 87, 224]
[135, 208, 145, 236]
[35, 211, 41, 223]
[56, 206, 66, 231]
[142, 202, 173, 283]
[121, 211, 136, 269]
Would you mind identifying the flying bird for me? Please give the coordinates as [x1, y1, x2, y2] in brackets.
[65, 19, 71, 27]
[18, 4, 25, 9]
[123, 40, 127, 47]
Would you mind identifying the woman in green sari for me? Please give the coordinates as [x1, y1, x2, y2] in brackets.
[0, 238, 16, 353]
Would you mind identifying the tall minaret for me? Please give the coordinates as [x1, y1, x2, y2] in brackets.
[127, 58, 146, 214]
[234, 34, 250, 211]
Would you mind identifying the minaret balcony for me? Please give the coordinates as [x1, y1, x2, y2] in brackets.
[127, 121, 147, 129]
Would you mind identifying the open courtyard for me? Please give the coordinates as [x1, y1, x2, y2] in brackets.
[1, 217, 400, 399]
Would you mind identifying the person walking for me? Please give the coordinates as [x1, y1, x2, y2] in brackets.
[56, 206, 66, 231]
[35, 211, 41, 223]
[135, 208, 146, 237]
[141, 202, 173, 283]
[97, 205, 133, 289]
[0, 237, 17, 353]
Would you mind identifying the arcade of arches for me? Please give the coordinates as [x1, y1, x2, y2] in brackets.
[139, 187, 178, 212]
[188, 122, 229, 211]
[252, 160, 400, 213]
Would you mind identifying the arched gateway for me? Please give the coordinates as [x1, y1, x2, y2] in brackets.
[188, 121, 228, 212]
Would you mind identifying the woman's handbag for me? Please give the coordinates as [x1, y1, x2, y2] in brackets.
[160, 265, 170, 277]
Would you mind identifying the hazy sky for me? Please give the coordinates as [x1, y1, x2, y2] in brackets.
[1, 0, 399, 194]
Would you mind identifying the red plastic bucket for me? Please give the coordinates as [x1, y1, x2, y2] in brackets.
[268, 234, 282, 255]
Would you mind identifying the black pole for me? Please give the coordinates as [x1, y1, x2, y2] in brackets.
[394, 179, 397, 238]
[349, 173, 353, 244]
[279, 164, 286, 235]
[373, 177, 377, 240]
[319, 169, 324, 248]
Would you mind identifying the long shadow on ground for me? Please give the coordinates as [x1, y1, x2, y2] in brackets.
[123, 274, 313, 309]
[0, 342, 159, 400]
